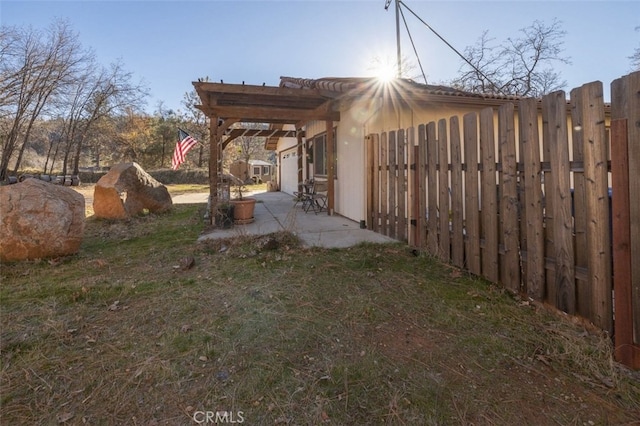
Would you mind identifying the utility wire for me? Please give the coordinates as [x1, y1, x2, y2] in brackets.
[398, 4, 428, 84]
[398, 0, 506, 95]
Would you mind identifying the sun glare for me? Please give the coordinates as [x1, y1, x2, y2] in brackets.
[376, 64, 397, 83]
[368, 55, 398, 83]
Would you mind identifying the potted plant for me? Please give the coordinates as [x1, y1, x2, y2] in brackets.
[229, 177, 257, 224]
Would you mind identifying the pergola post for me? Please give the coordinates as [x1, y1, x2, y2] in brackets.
[296, 130, 304, 193]
[326, 119, 334, 215]
[208, 117, 221, 224]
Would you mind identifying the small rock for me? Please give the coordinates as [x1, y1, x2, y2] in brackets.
[179, 256, 195, 270]
[56, 411, 74, 423]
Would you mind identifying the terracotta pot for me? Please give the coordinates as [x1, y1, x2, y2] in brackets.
[230, 198, 256, 224]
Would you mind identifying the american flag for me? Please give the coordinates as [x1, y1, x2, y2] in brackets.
[171, 129, 198, 170]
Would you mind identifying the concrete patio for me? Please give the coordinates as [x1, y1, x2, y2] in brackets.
[174, 191, 396, 248]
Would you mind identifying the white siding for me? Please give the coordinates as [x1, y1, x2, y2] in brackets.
[304, 99, 376, 223]
[335, 110, 367, 222]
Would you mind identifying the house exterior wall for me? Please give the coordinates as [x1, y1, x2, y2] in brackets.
[303, 98, 376, 223]
[335, 114, 366, 222]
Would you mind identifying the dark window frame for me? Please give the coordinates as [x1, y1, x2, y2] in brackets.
[312, 129, 337, 178]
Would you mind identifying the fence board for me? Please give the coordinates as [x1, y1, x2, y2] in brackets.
[450, 116, 465, 268]
[544, 91, 576, 314]
[611, 71, 640, 345]
[388, 131, 397, 239]
[518, 111, 529, 289]
[541, 95, 557, 305]
[438, 119, 451, 261]
[519, 98, 545, 301]
[578, 81, 612, 333]
[480, 108, 499, 282]
[498, 103, 521, 293]
[366, 135, 374, 230]
[570, 88, 590, 318]
[398, 129, 407, 241]
[418, 124, 427, 248]
[426, 122, 439, 253]
[611, 119, 639, 368]
[372, 134, 380, 233]
[380, 132, 388, 236]
[407, 127, 417, 246]
[463, 113, 481, 275]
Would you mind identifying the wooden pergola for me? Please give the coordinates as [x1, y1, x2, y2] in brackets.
[193, 81, 341, 223]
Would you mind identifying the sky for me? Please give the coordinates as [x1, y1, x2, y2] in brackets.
[2, 0, 638, 114]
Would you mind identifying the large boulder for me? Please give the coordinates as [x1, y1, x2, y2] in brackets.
[0, 179, 85, 262]
[93, 162, 172, 219]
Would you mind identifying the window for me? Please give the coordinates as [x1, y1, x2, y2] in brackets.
[253, 166, 261, 176]
[312, 129, 337, 177]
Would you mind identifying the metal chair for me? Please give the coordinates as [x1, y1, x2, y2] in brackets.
[304, 180, 328, 214]
[293, 180, 313, 210]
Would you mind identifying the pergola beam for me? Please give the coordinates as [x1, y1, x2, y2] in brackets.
[195, 81, 326, 98]
[204, 106, 339, 123]
[222, 129, 298, 150]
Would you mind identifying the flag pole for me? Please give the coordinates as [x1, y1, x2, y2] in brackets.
[395, 0, 401, 78]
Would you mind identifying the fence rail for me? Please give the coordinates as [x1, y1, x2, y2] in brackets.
[365, 72, 639, 370]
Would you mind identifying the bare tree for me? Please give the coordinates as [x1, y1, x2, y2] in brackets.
[1, 19, 147, 178]
[630, 26, 640, 72]
[0, 19, 91, 180]
[0, 27, 21, 115]
[449, 30, 502, 94]
[66, 60, 148, 174]
[236, 123, 269, 165]
[451, 19, 570, 97]
[219, 122, 270, 176]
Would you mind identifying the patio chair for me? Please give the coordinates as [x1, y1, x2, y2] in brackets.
[293, 180, 313, 210]
[304, 180, 328, 214]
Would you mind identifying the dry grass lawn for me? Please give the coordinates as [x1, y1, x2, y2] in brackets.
[1, 201, 639, 425]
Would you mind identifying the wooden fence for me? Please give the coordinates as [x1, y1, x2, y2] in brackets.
[365, 72, 639, 369]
